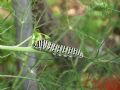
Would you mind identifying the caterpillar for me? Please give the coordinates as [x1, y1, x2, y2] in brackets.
[33, 40, 83, 58]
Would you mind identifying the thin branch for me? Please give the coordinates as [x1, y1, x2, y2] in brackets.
[0, 45, 40, 53]
[0, 75, 39, 81]
[16, 36, 32, 46]
[0, 52, 13, 59]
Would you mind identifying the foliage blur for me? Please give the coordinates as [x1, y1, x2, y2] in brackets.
[0, 0, 120, 89]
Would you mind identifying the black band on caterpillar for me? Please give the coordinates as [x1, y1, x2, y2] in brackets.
[33, 40, 83, 58]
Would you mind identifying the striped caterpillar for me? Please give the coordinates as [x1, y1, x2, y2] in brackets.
[33, 40, 83, 58]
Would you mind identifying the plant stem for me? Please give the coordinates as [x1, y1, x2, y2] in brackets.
[0, 45, 39, 53]
[0, 75, 39, 81]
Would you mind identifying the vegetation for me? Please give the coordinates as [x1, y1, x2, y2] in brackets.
[0, 0, 120, 90]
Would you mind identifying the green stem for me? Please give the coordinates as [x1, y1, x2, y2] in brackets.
[16, 36, 32, 47]
[0, 74, 39, 81]
[0, 45, 40, 53]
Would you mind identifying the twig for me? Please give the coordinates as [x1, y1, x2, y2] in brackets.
[0, 75, 39, 81]
[0, 45, 40, 53]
